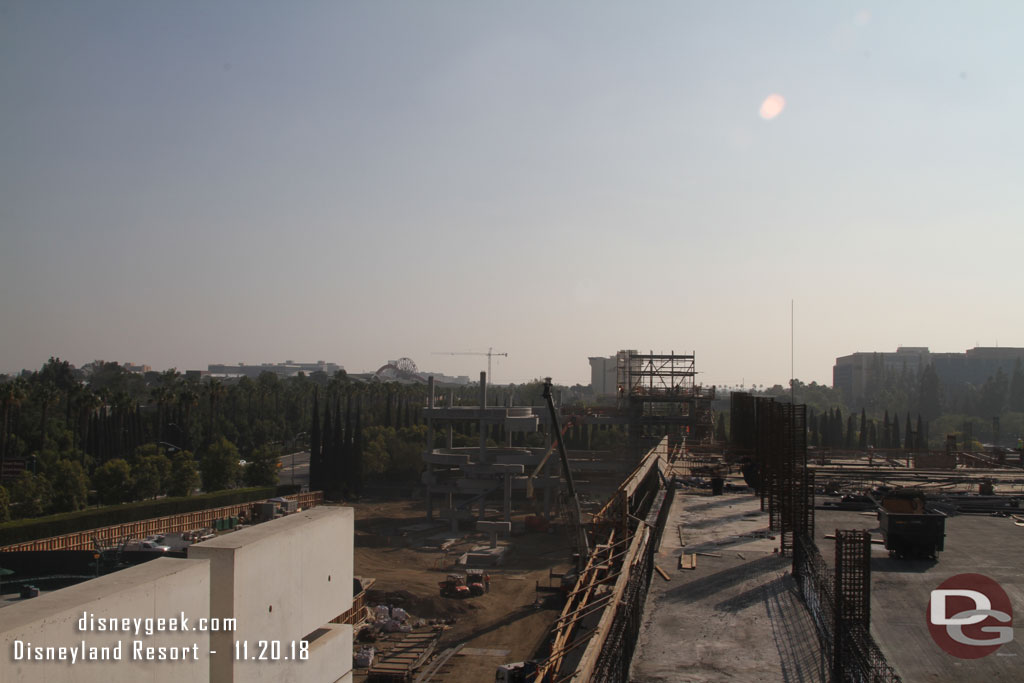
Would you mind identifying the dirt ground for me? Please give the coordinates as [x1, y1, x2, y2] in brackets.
[348, 498, 573, 682]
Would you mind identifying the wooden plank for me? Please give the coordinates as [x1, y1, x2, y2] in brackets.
[825, 533, 885, 545]
[413, 643, 464, 682]
[655, 565, 671, 581]
[458, 647, 510, 657]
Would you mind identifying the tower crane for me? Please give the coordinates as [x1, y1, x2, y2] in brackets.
[431, 347, 508, 385]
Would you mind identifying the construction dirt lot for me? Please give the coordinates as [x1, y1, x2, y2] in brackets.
[348, 498, 574, 682]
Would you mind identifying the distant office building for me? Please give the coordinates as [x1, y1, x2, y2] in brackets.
[122, 362, 151, 374]
[207, 360, 343, 379]
[422, 372, 471, 385]
[833, 346, 1024, 405]
[80, 360, 151, 376]
[589, 355, 619, 396]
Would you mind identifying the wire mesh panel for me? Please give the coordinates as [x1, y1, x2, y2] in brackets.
[793, 533, 902, 683]
[835, 529, 871, 630]
[760, 401, 808, 555]
[729, 391, 757, 451]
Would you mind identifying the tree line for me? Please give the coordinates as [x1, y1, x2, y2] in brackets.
[0, 358, 438, 521]
[0, 359, 597, 522]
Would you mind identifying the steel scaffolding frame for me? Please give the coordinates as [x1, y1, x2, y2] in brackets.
[615, 350, 715, 455]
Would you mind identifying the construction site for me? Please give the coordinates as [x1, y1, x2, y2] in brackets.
[4, 351, 1024, 682]
[346, 351, 1024, 682]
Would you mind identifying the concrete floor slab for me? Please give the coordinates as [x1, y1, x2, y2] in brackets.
[631, 492, 824, 682]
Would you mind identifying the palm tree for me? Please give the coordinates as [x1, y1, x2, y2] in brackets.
[177, 384, 199, 450]
[111, 391, 132, 459]
[160, 368, 181, 388]
[205, 379, 226, 439]
[76, 389, 102, 465]
[150, 385, 174, 450]
[34, 382, 59, 451]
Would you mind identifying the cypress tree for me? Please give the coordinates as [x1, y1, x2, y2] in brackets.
[916, 414, 925, 449]
[352, 398, 363, 496]
[846, 415, 855, 448]
[892, 414, 901, 449]
[1009, 359, 1024, 412]
[320, 403, 332, 492]
[309, 389, 321, 491]
[905, 412, 913, 451]
[332, 397, 343, 493]
[343, 394, 353, 494]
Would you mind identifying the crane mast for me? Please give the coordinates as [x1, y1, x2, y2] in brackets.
[542, 377, 590, 568]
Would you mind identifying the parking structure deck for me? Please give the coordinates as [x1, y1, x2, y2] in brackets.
[814, 507, 1024, 682]
[631, 488, 824, 682]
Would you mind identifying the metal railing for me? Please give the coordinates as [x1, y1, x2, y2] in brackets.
[1, 491, 324, 552]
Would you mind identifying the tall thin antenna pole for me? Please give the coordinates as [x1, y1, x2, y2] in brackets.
[791, 299, 795, 404]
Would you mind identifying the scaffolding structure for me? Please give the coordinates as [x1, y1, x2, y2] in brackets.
[615, 350, 715, 455]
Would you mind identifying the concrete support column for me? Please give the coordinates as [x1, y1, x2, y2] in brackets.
[427, 375, 435, 447]
[448, 492, 457, 534]
[426, 464, 433, 521]
[426, 377, 435, 522]
[447, 424, 453, 449]
[503, 473, 512, 523]
[478, 371, 487, 463]
[506, 394, 513, 448]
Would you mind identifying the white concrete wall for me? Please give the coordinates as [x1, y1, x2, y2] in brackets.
[0, 557, 210, 683]
[188, 506, 354, 683]
[589, 356, 618, 396]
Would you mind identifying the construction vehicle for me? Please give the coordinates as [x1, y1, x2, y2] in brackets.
[466, 569, 490, 595]
[496, 660, 538, 682]
[438, 573, 471, 598]
[877, 488, 945, 559]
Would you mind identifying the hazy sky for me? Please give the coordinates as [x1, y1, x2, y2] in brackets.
[3, 2, 1023, 388]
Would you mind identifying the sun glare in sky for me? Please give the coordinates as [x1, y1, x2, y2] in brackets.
[759, 94, 786, 120]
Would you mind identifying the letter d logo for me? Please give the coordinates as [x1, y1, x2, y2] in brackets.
[928, 574, 1013, 659]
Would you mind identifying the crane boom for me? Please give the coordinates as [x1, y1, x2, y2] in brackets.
[431, 347, 508, 384]
[542, 377, 590, 568]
